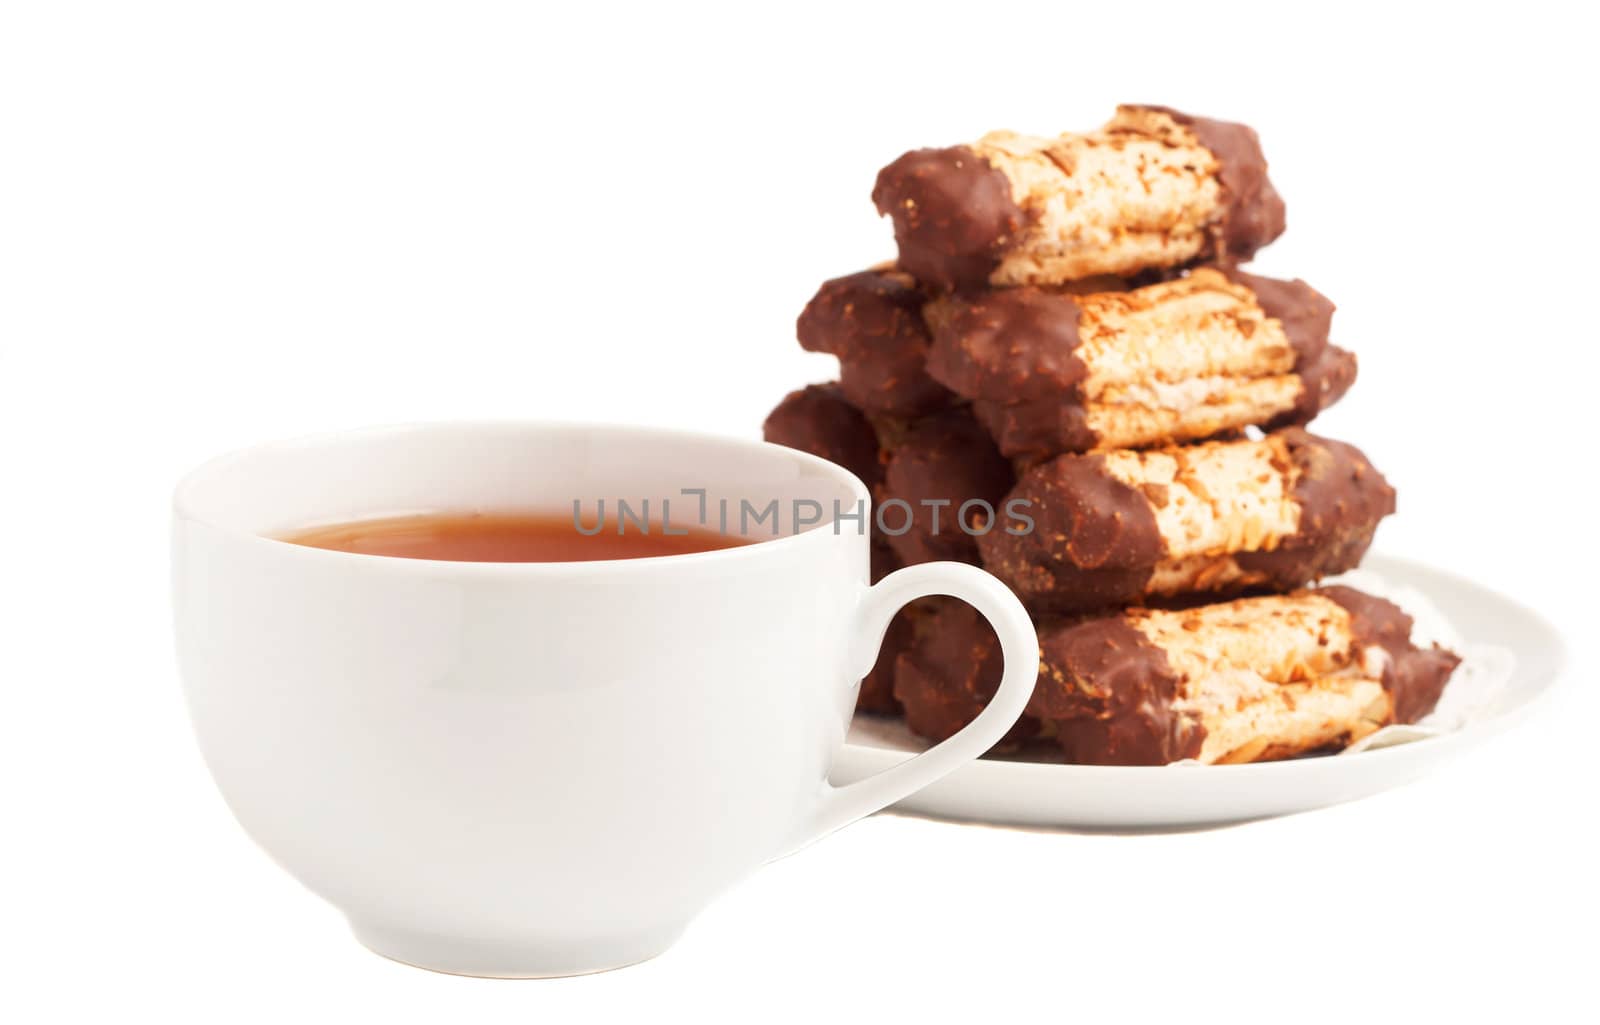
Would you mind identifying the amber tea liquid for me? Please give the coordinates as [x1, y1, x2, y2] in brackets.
[279, 512, 753, 562]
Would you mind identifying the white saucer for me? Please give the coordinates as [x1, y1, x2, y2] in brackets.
[831, 554, 1567, 830]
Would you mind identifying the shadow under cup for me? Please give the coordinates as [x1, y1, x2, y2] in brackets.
[172, 423, 874, 977]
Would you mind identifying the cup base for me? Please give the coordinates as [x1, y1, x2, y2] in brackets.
[350, 919, 685, 979]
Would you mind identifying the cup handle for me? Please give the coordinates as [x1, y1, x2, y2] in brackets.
[778, 561, 1038, 856]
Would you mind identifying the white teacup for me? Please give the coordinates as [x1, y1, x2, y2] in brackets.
[173, 422, 1037, 978]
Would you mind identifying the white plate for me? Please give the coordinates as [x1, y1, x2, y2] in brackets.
[831, 554, 1567, 830]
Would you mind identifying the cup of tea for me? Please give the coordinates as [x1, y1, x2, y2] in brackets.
[172, 422, 1037, 977]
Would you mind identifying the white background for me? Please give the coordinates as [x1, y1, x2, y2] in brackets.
[3, 1, 1595, 1021]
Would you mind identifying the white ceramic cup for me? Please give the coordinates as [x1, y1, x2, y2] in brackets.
[173, 422, 1037, 978]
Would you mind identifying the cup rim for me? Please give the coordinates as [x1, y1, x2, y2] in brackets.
[172, 420, 873, 574]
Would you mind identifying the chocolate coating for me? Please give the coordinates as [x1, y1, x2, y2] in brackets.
[870, 535, 900, 585]
[853, 539, 910, 715]
[970, 396, 1096, 463]
[1029, 615, 1202, 766]
[871, 146, 1025, 291]
[1282, 344, 1358, 425]
[923, 287, 1088, 402]
[977, 452, 1163, 612]
[983, 430, 1394, 613]
[892, 598, 1039, 747]
[879, 408, 1015, 566]
[1320, 586, 1462, 725]
[1217, 266, 1333, 365]
[1233, 428, 1395, 588]
[761, 383, 884, 490]
[928, 269, 1343, 460]
[977, 340, 1355, 461]
[796, 270, 952, 417]
[1140, 105, 1287, 263]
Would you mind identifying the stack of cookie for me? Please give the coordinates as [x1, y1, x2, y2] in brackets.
[764, 105, 1459, 765]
